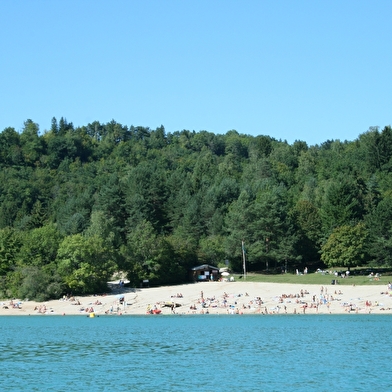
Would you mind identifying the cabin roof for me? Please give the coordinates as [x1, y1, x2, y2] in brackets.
[191, 264, 219, 271]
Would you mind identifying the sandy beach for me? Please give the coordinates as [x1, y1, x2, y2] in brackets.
[2, 280, 392, 316]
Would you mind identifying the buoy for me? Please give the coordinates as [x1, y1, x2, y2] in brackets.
[89, 312, 95, 318]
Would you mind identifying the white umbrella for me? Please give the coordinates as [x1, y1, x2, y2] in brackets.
[221, 271, 230, 277]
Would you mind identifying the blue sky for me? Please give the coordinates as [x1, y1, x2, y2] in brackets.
[1, 1, 391, 146]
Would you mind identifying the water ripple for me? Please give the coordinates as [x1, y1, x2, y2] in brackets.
[0, 315, 391, 391]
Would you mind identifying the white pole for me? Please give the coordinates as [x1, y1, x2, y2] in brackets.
[242, 240, 246, 280]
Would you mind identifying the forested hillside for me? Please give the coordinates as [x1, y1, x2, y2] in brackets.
[1, 118, 392, 300]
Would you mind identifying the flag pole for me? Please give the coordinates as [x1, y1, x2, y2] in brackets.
[242, 240, 246, 280]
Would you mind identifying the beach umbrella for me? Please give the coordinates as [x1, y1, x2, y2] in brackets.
[221, 271, 230, 276]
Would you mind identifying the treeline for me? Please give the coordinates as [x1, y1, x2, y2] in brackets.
[1, 118, 392, 300]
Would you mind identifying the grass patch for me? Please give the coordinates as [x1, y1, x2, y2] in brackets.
[231, 272, 389, 286]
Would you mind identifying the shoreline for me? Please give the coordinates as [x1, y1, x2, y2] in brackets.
[1, 281, 392, 316]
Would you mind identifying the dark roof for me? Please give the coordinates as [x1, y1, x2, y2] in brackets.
[191, 264, 219, 271]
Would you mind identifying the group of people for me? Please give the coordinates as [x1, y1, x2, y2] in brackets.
[3, 300, 22, 310]
[34, 304, 47, 313]
[146, 304, 161, 314]
[296, 268, 308, 275]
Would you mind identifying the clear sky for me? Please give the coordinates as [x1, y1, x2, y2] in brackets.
[1, 1, 391, 146]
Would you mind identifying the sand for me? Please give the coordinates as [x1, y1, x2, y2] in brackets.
[1, 280, 392, 316]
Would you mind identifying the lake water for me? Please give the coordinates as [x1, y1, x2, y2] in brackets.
[0, 314, 391, 391]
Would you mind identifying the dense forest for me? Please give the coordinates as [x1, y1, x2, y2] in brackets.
[1, 118, 392, 300]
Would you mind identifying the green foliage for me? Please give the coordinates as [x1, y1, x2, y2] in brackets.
[0, 127, 22, 165]
[320, 178, 367, 235]
[365, 196, 392, 265]
[1, 118, 392, 299]
[123, 161, 168, 230]
[224, 190, 253, 270]
[20, 120, 44, 166]
[122, 220, 186, 286]
[17, 225, 61, 267]
[292, 200, 322, 263]
[0, 228, 21, 275]
[198, 235, 226, 266]
[321, 223, 368, 269]
[57, 234, 117, 294]
[17, 265, 64, 301]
